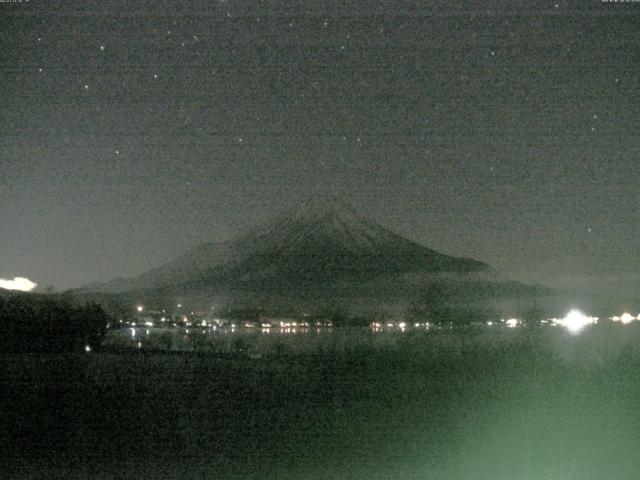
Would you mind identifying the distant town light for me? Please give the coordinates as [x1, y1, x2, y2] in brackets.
[0, 276, 37, 292]
[620, 312, 635, 325]
[136, 305, 143, 312]
[84, 345, 91, 352]
[561, 309, 596, 334]
[505, 318, 519, 328]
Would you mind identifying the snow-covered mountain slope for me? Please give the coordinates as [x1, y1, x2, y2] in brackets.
[82, 197, 491, 294]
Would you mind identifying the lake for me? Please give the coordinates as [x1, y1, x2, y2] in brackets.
[3, 323, 640, 479]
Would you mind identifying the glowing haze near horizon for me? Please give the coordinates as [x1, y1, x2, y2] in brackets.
[0, 277, 38, 292]
[2, 1, 640, 293]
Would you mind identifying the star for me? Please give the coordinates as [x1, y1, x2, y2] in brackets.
[100, 45, 105, 51]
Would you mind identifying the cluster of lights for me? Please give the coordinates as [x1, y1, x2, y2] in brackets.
[610, 313, 640, 325]
[371, 321, 430, 330]
[126, 304, 640, 339]
[504, 318, 519, 328]
[547, 309, 599, 334]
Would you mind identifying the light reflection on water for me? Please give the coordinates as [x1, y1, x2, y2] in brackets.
[103, 322, 640, 366]
[105, 325, 409, 354]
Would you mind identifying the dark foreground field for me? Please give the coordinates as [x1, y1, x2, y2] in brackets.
[2, 326, 640, 479]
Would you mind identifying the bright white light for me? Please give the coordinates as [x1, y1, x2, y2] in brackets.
[144, 321, 153, 327]
[84, 345, 91, 352]
[561, 309, 597, 334]
[136, 305, 143, 312]
[486, 321, 493, 326]
[0, 276, 37, 292]
[620, 312, 635, 325]
[398, 322, 407, 329]
[505, 318, 519, 328]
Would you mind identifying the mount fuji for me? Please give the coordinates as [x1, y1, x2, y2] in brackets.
[79, 197, 546, 313]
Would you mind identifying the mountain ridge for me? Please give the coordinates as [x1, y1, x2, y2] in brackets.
[82, 197, 492, 295]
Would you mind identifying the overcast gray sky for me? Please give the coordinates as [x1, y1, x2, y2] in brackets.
[2, 1, 639, 294]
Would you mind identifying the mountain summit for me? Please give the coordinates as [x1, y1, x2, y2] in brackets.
[86, 197, 491, 296]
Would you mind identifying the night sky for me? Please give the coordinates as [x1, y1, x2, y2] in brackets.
[2, 1, 639, 295]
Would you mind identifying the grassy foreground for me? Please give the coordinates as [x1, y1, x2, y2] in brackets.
[2, 325, 640, 479]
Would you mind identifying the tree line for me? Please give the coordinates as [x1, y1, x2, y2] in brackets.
[0, 293, 110, 353]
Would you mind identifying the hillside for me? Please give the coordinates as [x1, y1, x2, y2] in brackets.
[83, 197, 490, 291]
